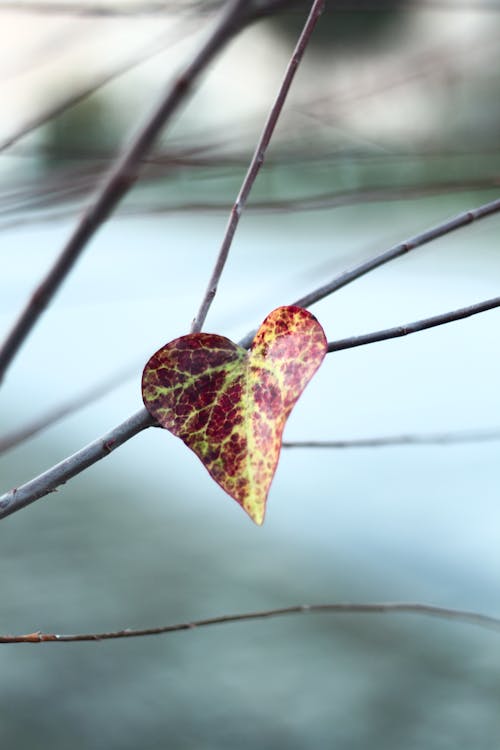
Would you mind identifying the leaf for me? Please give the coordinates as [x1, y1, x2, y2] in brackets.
[141, 306, 327, 525]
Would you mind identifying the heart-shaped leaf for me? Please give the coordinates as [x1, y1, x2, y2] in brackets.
[142, 306, 327, 524]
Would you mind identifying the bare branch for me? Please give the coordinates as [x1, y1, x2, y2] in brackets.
[328, 295, 500, 352]
[283, 428, 500, 449]
[0, 0, 252, 385]
[293, 196, 500, 311]
[2, 601, 499, 644]
[190, 0, 325, 333]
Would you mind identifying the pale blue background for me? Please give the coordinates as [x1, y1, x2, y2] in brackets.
[1, 192, 499, 747]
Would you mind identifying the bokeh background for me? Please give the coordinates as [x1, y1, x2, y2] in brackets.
[1, 1, 500, 747]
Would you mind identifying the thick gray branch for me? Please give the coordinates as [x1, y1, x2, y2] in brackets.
[0, 409, 154, 520]
[0, 0, 251, 384]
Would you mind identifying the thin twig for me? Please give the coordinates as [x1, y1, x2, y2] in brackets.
[292, 196, 500, 311]
[190, 0, 325, 333]
[327, 295, 500, 352]
[1, 293, 499, 520]
[0, 0, 252, 386]
[283, 428, 500, 449]
[2, 601, 499, 644]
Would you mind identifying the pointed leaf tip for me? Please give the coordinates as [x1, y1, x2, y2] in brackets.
[142, 306, 327, 524]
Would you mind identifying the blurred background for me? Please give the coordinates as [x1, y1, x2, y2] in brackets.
[1, 1, 500, 747]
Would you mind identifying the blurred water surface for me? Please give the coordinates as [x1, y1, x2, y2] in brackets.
[1, 195, 500, 748]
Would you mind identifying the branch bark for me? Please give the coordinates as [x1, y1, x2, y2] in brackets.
[2, 601, 499, 644]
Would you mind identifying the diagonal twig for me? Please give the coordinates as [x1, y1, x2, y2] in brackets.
[2, 601, 500, 644]
[190, 0, 325, 333]
[0, 408, 155, 520]
[293, 196, 500, 308]
[0, 0, 252, 386]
